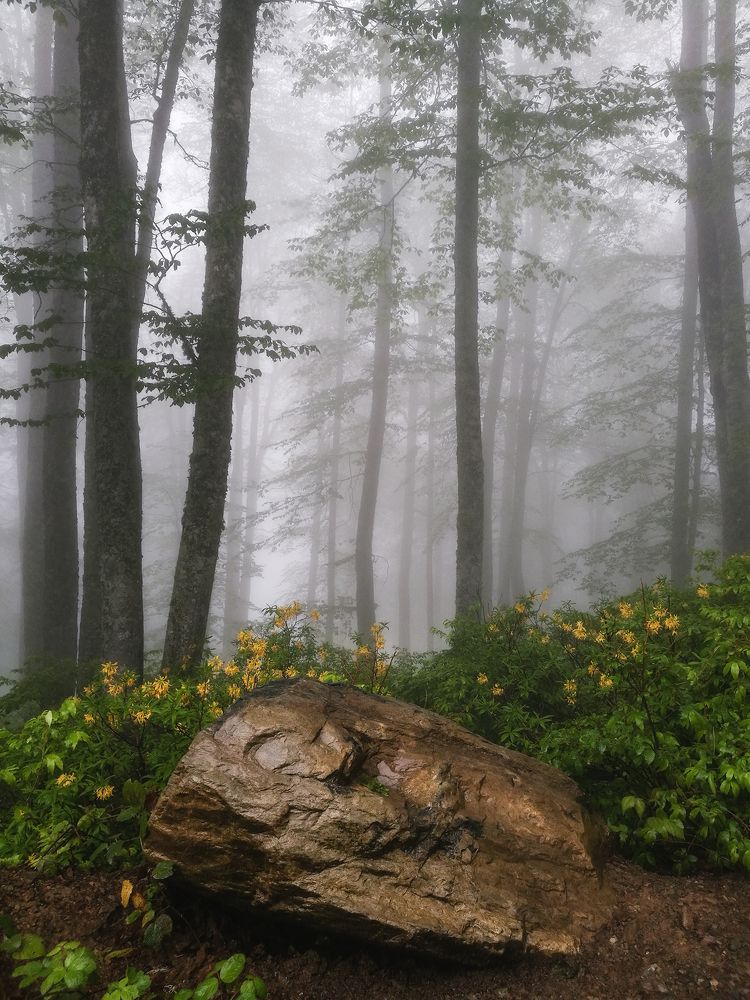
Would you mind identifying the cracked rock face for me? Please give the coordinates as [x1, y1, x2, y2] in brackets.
[145, 678, 613, 962]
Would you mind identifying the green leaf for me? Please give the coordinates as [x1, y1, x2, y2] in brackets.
[44, 754, 64, 774]
[217, 953, 246, 984]
[43, 710, 54, 727]
[193, 975, 219, 1000]
[241, 976, 267, 999]
[2, 932, 46, 959]
[173, 991, 194, 1000]
[143, 912, 172, 948]
[62, 945, 97, 987]
[151, 860, 174, 880]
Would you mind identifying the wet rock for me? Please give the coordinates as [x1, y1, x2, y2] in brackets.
[146, 678, 614, 962]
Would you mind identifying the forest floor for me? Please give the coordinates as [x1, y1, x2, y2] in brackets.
[1, 859, 749, 1000]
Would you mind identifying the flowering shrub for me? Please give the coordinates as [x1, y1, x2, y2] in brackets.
[0, 604, 390, 872]
[390, 557, 750, 873]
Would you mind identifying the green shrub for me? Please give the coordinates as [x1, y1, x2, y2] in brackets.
[391, 558, 750, 873]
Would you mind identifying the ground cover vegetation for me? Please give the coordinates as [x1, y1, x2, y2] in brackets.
[2, 558, 750, 883]
[1, 559, 750, 995]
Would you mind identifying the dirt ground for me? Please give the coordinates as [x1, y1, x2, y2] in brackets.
[1, 859, 749, 999]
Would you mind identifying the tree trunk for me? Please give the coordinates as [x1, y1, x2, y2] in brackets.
[670, 205, 699, 585]
[354, 41, 394, 641]
[41, 7, 84, 663]
[78, 0, 143, 671]
[397, 368, 418, 648]
[481, 253, 511, 607]
[222, 390, 247, 652]
[21, 6, 53, 664]
[325, 316, 345, 643]
[424, 316, 437, 648]
[673, 0, 750, 556]
[162, 0, 259, 669]
[307, 426, 325, 609]
[454, 0, 484, 616]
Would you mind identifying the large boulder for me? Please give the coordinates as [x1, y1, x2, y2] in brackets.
[145, 678, 613, 962]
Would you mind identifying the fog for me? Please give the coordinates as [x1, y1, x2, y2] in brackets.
[0, 0, 742, 679]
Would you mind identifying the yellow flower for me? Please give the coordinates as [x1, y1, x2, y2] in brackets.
[653, 606, 667, 619]
[514, 602, 526, 614]
[223, 662, 239, 676]
[594, 631, 606, 644]
[106, 682, 124, 697]
[131, 710, 152, 725]
[83, 685, 94, 696]
[95, 785, 114, 801]
[356, 646, 370, 657]
[491, 684, 504, 697]
[209, 703, 223, 718]
[618, 602, 634, 619]
[56, 773, 76, 787]
[630, 644, 641, 658]
[573, 620, 587, 640]
[617, 629, 636, 645]
[236, 629, 254, 651]
[540, 635, 551, 645]
[587, 662, 599, 676]
[196, 681, 210, 697]
[306, 669, 317, 678]
[664, 614, 679, 633]
[142, 677, 170, 699]
[207, 655, 224, 673]
[645, 618, 661, 634]
[84, 713, 95, 725]
[310, 609, 321, 622]
[696, 584, 710, 599]
[487, 622, 499, 635]
[101, 661, 119, 679]
[599, 674, 614, 689]
[563, 680, 577, 704]
[540, 589, 550, 602]
[477, 672, 489, 685]
[227, 684, 242, 700]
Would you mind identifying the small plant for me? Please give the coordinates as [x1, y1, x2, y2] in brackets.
[0, 919, 268, 1000]
[1, 931, 98, 997]
[120, 861, 175, 948]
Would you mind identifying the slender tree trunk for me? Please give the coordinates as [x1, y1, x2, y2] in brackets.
[325, 319, 345, 643]
[454, 0, 484, 616]
[354, 42, 394, 640]
[78, 0, 143, 671]
[41, 7, 84, 663]
[239, 381, 261, 612]
[424, 318, 437, 648]
[397, 369, 418, 648]
[673, 0, 750, 556]
[307, 426, 325, 608]
[506, 211, 542, 598]
[222, 391, 246, 651]
[21, 6, 53, 664]
[134, 0, 195, 311]
[162, 0, 259, 669]
[481, 253, 511, 607]
[688, 334, 706, 556]
[670, 206, 699, 584]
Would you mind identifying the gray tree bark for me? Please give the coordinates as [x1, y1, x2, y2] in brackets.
[670, 206, 700, 585]
[21, 6, 53, 664]
[78, 0, 143, 670]
[41, 6, 84, 663]
[162, 0, 259, 669]
[673, 0, 750, 557]
[453, 0, 484, 616]
[354, 41, 395, 641]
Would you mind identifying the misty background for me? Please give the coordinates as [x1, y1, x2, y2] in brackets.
[0, 0, 739, 678]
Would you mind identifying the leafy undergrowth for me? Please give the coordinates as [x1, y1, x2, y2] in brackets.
[2, 561, 750, 997]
